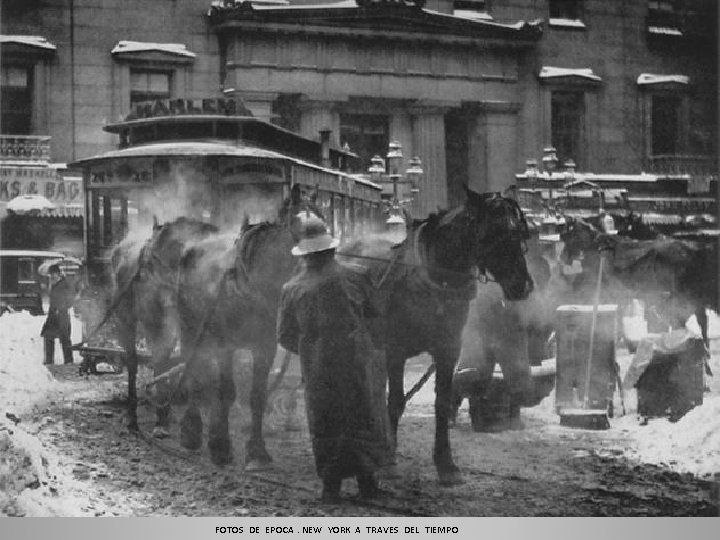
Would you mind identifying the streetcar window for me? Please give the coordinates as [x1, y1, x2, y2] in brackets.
[317, 191, 333, 233]
[353, 198, 363, 238]
[90, 193, 133, 250]
[333, 195, 344, 242]
[345, 198, 354, 240]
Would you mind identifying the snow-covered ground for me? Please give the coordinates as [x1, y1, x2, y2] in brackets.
[407, 312, 720, 480]
[1, 310, 719, 516]
[0, 311, 117, 516]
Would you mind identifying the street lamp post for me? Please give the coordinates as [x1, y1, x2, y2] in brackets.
[368, 141, 423, 221]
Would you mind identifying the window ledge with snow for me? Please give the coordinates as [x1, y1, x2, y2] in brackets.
[452, 10, 493, 22]
[539, 66, 601, 82]
[548, 18, 586, 29]
[647, 26, 683, 37]
[637, 73, 689, 86]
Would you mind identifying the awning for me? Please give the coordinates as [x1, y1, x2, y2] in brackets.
[637, 73, 689, 86]
[0, 35, 57, 50]
[111, 41, 196, 59]
[6, 195, 55, 214]
[539, 66, 602, 82]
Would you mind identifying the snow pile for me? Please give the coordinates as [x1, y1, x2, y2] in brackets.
[0, 311, 101, 516]
[0, 312, 58, 415]
[618, 396, 720, 478]
[0, 422, 103, 516]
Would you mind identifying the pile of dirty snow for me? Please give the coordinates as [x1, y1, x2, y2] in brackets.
[0, 312, 59, 416]
[0, 311, 108, 516]
[617, 395, 720, 478]
[525, 312, 720, 479]
[614, 313, 720, 478]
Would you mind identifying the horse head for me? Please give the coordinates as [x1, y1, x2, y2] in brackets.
[559, 217, 616, 264]
[143, 217, 219, 278]
[464, 187, 534, 301]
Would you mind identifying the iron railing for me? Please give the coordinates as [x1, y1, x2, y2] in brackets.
[646, 154, 718, 178]
[0, 135, 52, 163]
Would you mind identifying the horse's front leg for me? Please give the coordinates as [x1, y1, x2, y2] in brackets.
[245, 341, 274, 471]
[207, 347, 236, 466]
[149, 319, 179, 438]
[386, 351, 407, 461]
[118, 315, 139, 432]
[179, 345, 205, 452]
[433, 351, 463, 485]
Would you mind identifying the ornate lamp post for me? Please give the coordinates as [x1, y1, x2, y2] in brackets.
[368, 141, 423, 222]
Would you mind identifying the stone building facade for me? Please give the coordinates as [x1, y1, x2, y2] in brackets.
[1, 0, 717, 217]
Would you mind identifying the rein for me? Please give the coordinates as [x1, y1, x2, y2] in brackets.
[337, 251, 483, 290]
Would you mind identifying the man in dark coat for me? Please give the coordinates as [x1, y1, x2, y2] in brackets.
[277, 213, 390, 502]
[41, 264, 75, 365]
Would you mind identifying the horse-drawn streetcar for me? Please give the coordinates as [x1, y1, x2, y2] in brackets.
[70, 97, 384, 368]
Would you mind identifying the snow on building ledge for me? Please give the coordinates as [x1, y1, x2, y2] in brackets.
[111, 41, 196, 59]
[0, 35, 57, 50]
[452, 9, 494, 22]
[637, 73, 690, 86]
[539, 66, 601, 82]
[648, 26, 683, 36]
[548, 18, 586, 29]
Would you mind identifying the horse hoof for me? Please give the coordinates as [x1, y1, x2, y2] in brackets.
[438, 470, 464, 486]
[210, 451, 234, 467]
[152, 426, 170, 439]
[245, 459, 273, 472]
[378, 464, 401, 480]
[180, 431, 203, 451]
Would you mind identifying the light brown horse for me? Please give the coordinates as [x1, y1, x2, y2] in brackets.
[111, 217, 219, 432]
[175, 186, 324, 468]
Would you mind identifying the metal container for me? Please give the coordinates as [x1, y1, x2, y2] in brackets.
[555, 304, 618, 413]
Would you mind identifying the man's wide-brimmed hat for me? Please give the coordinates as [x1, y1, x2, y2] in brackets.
[291, 213, 339, 256]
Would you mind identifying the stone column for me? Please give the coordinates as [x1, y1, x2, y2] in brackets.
[298, 99, 338, 147]
[232, 91, 278, 122]
[410, 107, 448, 218]
[469, 102, 521, 194]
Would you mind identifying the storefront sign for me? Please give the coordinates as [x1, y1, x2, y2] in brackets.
[88, 159, 154, 188]
[0, 166, 83, 205]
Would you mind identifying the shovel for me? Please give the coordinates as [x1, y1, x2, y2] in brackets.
[560, 254, 611, 430]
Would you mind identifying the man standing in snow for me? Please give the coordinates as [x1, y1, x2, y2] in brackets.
[277, 213, 390, 502]
[41, 264, 75, 365]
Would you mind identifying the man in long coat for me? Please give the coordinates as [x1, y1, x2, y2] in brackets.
[41, 264, 75, 365]
[277, 213, 390, 502]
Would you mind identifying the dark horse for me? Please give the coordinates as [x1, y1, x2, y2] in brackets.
[111, 217, 219, 432]
[340, 187, 534, 484]
[175, 185, 322, 467]
[560, 216, 718, 348]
